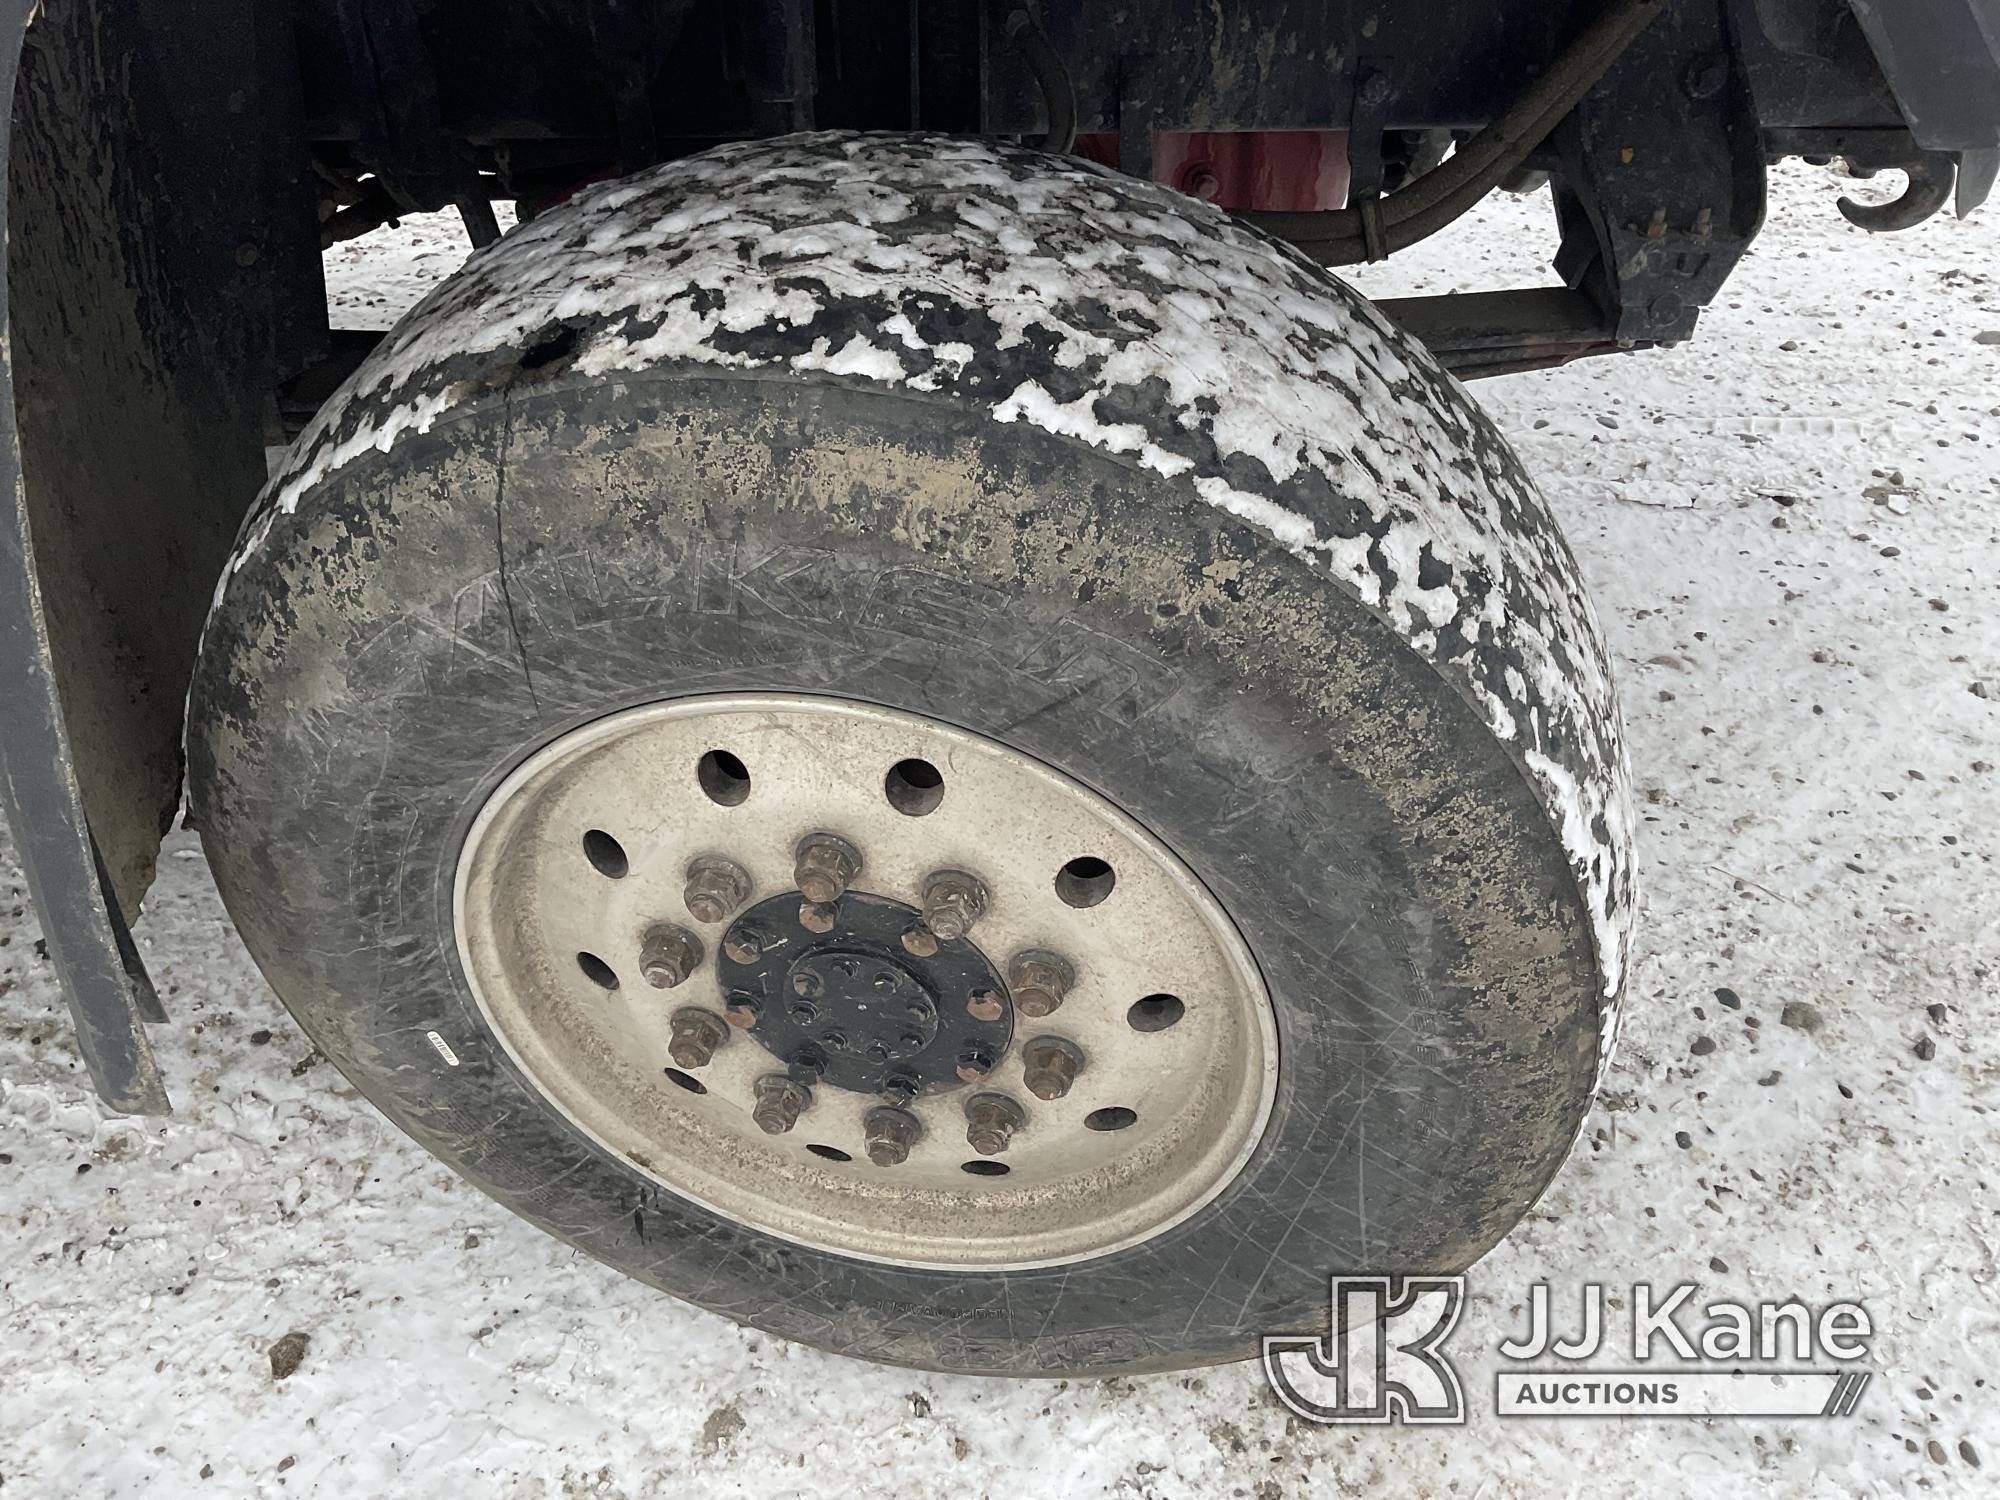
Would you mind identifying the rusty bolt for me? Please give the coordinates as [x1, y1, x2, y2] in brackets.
[799, 900, 837, 935]
[964, 1092, 1026, 1156]
[901, 925, 940, 958]
[684, 856, 751, 924]
[1021, 1035, 1085, 1100]
[863, 1105, 922, 1167]
[1008, 949, 1075, 1019]
[954, 1043, 995, 1084]
[723, 992, 762, 1029]
[794, 833, 861, 905]
[722, 927, 764, 965]
[752, 1074, 812, 1135]
[639, 924, 702, 989]
[921, 869, 988, 942]
[966, 988, 1004, 1023]
[667, 1008, 729, 1069]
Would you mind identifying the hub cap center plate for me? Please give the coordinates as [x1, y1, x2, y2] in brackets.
[724, 891, 1012, 1095]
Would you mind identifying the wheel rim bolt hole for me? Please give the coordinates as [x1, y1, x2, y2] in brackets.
[1055, 856, 1115, 909]
[884, 757, 945, 816]
[576, 951, 620, 989]
[1127, 993, 1185, 1032]
[581, 829, 628, 878]
[697, 749, 751, 807]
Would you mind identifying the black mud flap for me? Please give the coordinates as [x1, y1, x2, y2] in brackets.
[0, 0, 323, 1113]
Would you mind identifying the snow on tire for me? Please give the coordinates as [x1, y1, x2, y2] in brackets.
[190, 132, 1632, 1375]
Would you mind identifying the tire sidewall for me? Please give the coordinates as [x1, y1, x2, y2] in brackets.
[190, 369, 1601, 1375]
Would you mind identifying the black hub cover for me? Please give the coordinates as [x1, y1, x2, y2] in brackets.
[719, 891, 1014, 1097]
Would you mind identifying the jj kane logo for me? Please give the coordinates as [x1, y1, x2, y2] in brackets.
[1263, 1278, 1873, 1424]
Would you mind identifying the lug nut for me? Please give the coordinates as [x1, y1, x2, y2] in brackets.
[955, 1043, 995, 1083]
[684, 856, 751, 923]
[723, 992, 762, 1029]
[964, 1092, 1027, 1156]
[863, 1105, 922, 1167]
[1021, 1035, 1085, 1100]
[667, 1008, 730, 1069]
[966, 988, 1004, 1022]
[794, 833, 862, 905]
[920, 870, 988, 942]
[901, 925, 940, 958]
[752, 1074, 812, 1135]
[639, 924, 702, 988]
[799, 900, 837, 934]
[722, 927, 764, 965]
[1008, 949, 1075, 1018]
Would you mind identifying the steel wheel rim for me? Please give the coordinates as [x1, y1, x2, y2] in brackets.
[452, 693, 1279, 1270]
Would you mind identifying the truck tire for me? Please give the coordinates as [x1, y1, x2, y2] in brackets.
[187, 132, 1631, 1376]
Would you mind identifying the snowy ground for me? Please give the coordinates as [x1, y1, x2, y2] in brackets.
[3, 160, 1996, 1498]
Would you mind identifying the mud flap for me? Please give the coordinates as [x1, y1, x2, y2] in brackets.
[0, 0, 323, 1113]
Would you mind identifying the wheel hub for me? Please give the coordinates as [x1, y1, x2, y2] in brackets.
[452, 693, 1278, 1270]
[722, 891, 1013, 1096]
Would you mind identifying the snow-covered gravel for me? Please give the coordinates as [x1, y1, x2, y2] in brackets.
[4, 159, 1996, 1497]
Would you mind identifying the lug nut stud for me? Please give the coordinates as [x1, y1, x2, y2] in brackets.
[723, 992, 762, 1029]
[955, 1043, 995, 1083]
[752, 1073, 812, 1135]
[794, 833, 862, 905]
[901, 925, 940, 958]
[966, 988, 1004, 1022]
[964, 1091, 1027, 1156]
[1021, 1035, 1085, 1100]
[1008, 949, 1075, 1019]
[639, 924, 702, 988]
[799, 900, 837, 934]
[683, 856, 752, 924]
[722, 928, 764, 965]
[863, 1105, 922, 1167]
[920, 869, 988, 942]
[667, 1007, 730, 1068]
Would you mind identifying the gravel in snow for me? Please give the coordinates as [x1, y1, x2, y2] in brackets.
[3, 158, 1996, 1497]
